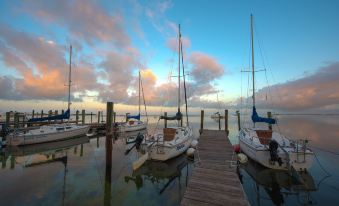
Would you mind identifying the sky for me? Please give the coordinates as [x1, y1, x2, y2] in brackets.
[0, 0, 338, 114]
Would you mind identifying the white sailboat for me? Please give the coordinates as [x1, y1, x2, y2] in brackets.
[5, 45, 90, 146]
[238, 15, 314, 172]
[119, 70, 147, 132]
[140, 24, 194, 162]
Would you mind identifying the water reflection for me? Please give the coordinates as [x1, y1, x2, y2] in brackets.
[240, 159, 317, 205]
[124, 154, 190, 194]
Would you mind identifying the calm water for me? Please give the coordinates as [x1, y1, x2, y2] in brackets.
[0, 113, 338, 206]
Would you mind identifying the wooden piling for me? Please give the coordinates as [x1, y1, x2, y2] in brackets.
[267, 111, 272, 130]
[164, 112, 167, 128]
[10, 156, 15, 169]
[80, 144, 83, 157]
[41, 110, 43, 118]
[61, 110, 64, 123]
[106, 102, 114, 135]
[32, 110, 35, 118]
[225, 109, 229, 133]
[48, 110, 52, 123]
[125, 113, 129, 122]
[54, 110, 58, 123]
[76, 110, 79, 125]
[5, 112, 10, 126]
[14, 112, 19, 128]
[236, 110, 241, 131]
[218, 113, 221, 130]
[90, 112, 93, 123]
[113, 112, 116, 123]
[200, 110, 204, 134]
[82, 109, 85, 125]
[97, 111, 101, 124]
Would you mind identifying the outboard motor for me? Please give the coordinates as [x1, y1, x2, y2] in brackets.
[135, 133, 144, 150]
[269, 140, 283, 166]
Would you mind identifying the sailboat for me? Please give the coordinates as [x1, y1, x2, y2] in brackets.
[139, 24, 194, 162]
[211, 92, 225, 119]
[238, 15, 314, 171]
[5, 45, 90, 146]
[119, 71, 147, 132]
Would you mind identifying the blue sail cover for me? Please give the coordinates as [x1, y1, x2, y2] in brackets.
[127, 113, 140, 120]
[251, 106, 276, 124]
[28, 109, 70, 122]
[160, 111, 182, 121]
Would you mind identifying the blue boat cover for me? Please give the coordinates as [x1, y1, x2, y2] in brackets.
[127, 113, 140, 120]
[251, 106, 276, 124]
[28, 109, 70, 122]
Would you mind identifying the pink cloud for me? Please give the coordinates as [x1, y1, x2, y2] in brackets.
[255, 62, 339, 111]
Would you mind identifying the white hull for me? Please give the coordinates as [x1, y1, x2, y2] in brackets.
[239, 128, 314, 171]
[144, 126, 194, 161]
[7, 124, 90, 146]
[119, 120, 147, 132]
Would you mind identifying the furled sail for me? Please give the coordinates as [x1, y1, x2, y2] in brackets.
[251, 106, 276, 124]
[127, 113, 141, 120]
[160, 112, 182, 121]
[28, 109, 70, 122]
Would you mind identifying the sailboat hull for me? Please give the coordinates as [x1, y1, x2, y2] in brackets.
[7, 125, 90, 146]
[239, 128, 314, 171]
[145, 127, 194, 161]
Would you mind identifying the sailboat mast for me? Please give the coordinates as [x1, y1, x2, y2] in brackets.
[251, 14, 255, 107]
[138, 70, 141, 115]
[178, 24, 181, 114]
[68, 45, 72, 111]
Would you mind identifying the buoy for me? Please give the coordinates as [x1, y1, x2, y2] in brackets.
[186, 148, 195, 157]
[233, 144, 240, 153]
[190, 140, 198, 148]
[237, 153, 248, 164]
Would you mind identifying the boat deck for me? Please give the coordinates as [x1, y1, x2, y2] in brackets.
[180, 130, 249, 206]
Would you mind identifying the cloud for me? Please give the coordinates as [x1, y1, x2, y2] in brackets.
[0, 24, 99, 101]
[189, 52, 225, 83]
[23, 0, 130, 48]
[255, 62, 339, 111]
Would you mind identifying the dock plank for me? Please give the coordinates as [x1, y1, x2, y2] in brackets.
[180, 130, 249, 206]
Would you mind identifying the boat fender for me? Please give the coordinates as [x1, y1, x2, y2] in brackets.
[233, 144, 240, 153]
[269, 140, 282, 166]
[237, 153, 248, 164]
[135, 133, 144, 150]
[186, 148, 195, 157]
[190, 140, 198, 148]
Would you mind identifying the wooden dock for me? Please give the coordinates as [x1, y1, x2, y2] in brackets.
[181, 130, 249, 206]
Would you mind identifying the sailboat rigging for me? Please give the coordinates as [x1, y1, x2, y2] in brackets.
[4, 45, 90, 146]
[238, 15, 314, 171]
[138, 24, 194, 162]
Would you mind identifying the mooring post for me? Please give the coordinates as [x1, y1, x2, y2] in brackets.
[82, 109, 85, 125]
[90, 112, 93, 123]
[106, 102, 114, 135]
[76, 110, 79, 125]
[5, 112, 10, 127]
[200, 110, 204, 134]
[10, 156, 15, 169]
[97, 111, 101, 124]
[236, 110, 241, 131]
[267, 111, 272, 130]
[164, 112, 167, 128]
[54, 110, 58, 123]
[113, 112, 116, 123]
[14, 112, 19, 128]
[80, 144, 84, 157]
[48, 110, 52, 123]
[225, 109, 229, 134]
[61, 110, 64, 123]
[218, 113, 221, 131]
[32, 110, 35, 118]
[125, 113, 129, 122]
[41, 110, 43, 118]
